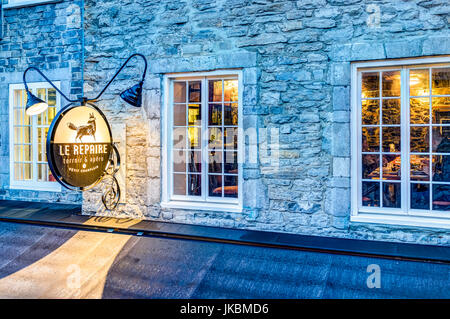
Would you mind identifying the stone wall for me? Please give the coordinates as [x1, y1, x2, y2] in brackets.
[83, 0, 450, 245]
[0, 0, 82, 203]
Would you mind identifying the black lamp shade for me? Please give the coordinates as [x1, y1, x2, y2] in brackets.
[120, 83, 143, 107]
[25, 90, 48, 116]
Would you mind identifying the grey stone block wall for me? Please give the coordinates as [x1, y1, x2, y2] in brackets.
[0, 0, 82, 204]
[81, 0, 449, 245]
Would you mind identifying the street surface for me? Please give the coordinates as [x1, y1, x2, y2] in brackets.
[0, 221, 448, 298]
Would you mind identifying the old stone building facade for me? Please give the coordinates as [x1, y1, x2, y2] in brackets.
[1, 0, 449, 246]
[0, 0, 82, 203]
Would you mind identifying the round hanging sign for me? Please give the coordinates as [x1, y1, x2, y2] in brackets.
[47, 103, 113, 191]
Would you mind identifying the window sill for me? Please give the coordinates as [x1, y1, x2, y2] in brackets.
[3, 0, 62, 9]
[351, 213, 450, 230]
[9, 183, 62, 193]
[161, 200, 243, 213]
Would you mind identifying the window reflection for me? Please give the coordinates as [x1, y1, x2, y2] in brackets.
[432, 184, 450, 211]
[362, 100, 379, 125]
[432, 68, 450, 95]
[383, 182, 401, 208]
[410, 155, 430, 181]
[362, 72, 379, 98]
[410, 69, 429, 96]
[382, 155, 401, 180]
[362, 127, 379, 152]
[362, 182, 380, 207]
[411, 184, 429, 210]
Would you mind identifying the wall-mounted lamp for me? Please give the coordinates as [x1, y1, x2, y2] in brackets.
[23, 53, 148, 116]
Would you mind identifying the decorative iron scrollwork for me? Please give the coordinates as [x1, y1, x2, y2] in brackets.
[102, 143, 121, 210]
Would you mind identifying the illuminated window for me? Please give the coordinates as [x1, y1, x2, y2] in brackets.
[9, 82, 61, 191]
[163, 72, 242, 212]
[352, 58, 450, 228]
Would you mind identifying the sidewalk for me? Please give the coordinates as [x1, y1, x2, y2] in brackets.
[0, 200, 448, 263]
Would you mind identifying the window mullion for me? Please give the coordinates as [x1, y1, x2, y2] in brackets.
[32, 87, 38, 183]
[401, 67, 410, 214]
[201, 77, 207, 201]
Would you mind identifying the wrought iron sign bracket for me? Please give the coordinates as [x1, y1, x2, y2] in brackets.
[23, 54, 148, 210]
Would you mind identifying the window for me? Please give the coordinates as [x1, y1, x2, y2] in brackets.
[351, 57, 450, 228]
[9, 82, 61, 191]
[3, 0, 61, 9]
[162, 71, 242, 212]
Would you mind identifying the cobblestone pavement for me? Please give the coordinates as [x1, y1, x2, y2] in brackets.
[0, 222, 448, 299]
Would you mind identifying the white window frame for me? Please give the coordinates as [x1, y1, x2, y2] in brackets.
[351, 56, 450, 229]
[9, 81, 61, 192]
[3, 0, 61, 9]
[162, 70, 243, 213]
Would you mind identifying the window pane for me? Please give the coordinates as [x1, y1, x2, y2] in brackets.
[173, 174, 186, 195]
[432, 155, 450, 182]
[14, 108, 23, 125]
[208, 175, 222, 197]
[208, 127, 222, 149]
[188, 174, 201, 196]
[224, 80, 238, 102]
[411, 184, 430, 210]
[188, 104, 201, 126]
[382, 155, 401, 180]
[38, 164, 47, 182]
[23, 163, 32, 180]
[224, 151, 238, 174]
[410, 97, 430, 124]
[208, 151, 222, 173]
[432, 126, 450, 153]
[362, 72, 379, 98]
[188, 151, 201, 173]
[14, 89, 23, 108]
[209, 80, 222, 102]
[173, 150, 186, 172]
[432, 184, 450, 211]
[24, 145, 32, 162]
[224, 127, 238, 150]
[47, 107, 57, 125]
[410, 126, 429, 153]
[432, 97, 450, 124]
[224, 175, 238, 198]
[382, 71, 400, 97]
[14, 163, 22, 181]
[173, 104, 186, 126]
[188, 81, 201, 102]
[49, 169, 56, 182]
[173, 127, 186, 149]
[224, 103, 238, 126]
[173, 82, 186, 103]
[208, 103, 222, 126]
[24, 112, 31, 126]
[362, 154, 380, 179]
[382, 99, 400, 124]
[362, 181, 380, 207]
[382, 127, 400, 152]
[48, 89, 57, 106]
[410, 155, 430, 181]
[361, 100, 380, 125]
[432, 68, 450, 95]
[382, 182, 401, 208]
[362, 127, 379, 152]
[14, 145, 21, 162]
[410, 69, 429, 96]
[188, 127, 201, 149]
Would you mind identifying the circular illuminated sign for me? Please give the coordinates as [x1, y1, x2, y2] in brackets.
[47, 103, 113, 191]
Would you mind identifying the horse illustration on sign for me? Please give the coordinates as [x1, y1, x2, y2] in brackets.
[67, 113, 97, 142]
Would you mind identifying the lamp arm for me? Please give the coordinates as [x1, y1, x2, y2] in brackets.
[23, 67, 79, 103]
[89, 53, 147, 102]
